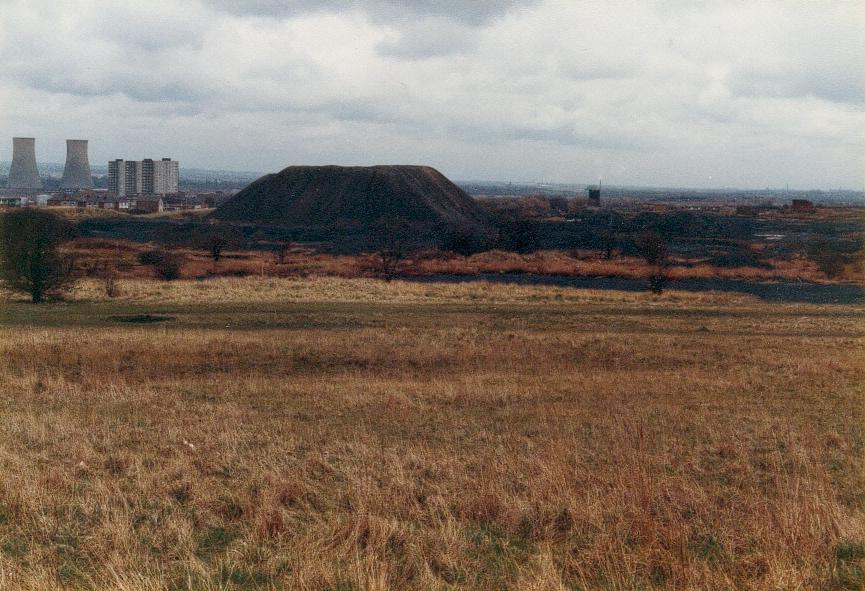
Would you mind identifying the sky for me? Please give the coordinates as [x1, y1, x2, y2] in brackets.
[1, 0, 863, 189]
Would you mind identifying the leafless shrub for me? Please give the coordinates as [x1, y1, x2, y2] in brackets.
[369, 217, 421, 281]
[96, 261, 121, 298]
[273, 238, 292, 264]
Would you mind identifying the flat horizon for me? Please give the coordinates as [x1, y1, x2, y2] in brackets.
[1, 161, 862, 194]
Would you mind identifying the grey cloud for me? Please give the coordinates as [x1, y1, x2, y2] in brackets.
[730, 66, 865, 106]
[111, 79, 215, 106]
[375, 19, 476, 59]
[13, 66, 214, 106]
[203, 0, 536, 26]
[502, 125, 648, 150]
[557, 59, 640, 81]
[733, 75, 864, 106]
[729, 14, 865, 106]
[368, 0, 537, 25]
[87, 7, 207, 51]
[289, 97, 405, 125]
[501, 118, 654, 150]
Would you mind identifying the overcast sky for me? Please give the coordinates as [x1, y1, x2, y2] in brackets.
[1, 0, 863, 189]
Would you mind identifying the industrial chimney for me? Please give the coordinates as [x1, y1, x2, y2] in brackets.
[60, 139, 94, 189]
[8, 137, 42, 190]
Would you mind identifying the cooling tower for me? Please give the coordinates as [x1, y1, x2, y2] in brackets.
[8, 137, 42, 190]
[60, 139, 94, 189]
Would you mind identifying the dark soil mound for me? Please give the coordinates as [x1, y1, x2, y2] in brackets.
[211, 165, 491, 233]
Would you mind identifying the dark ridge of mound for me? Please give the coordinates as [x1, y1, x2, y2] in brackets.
[211, 165, 491, 232]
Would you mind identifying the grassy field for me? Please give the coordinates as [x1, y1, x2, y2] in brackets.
[0, 277, 862, 590]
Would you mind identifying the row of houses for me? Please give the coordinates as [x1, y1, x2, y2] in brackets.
[0, 194, 52, 207]
[0, 190, 235, 213]
[46, 193, 165, 213]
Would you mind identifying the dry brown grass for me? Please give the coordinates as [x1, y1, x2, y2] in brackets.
[60, 276, 761, 307]
[0, 277, 862, 590]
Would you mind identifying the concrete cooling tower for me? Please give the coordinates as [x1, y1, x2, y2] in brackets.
[61, 139, 94, 189]
[8, 137, 42, 190]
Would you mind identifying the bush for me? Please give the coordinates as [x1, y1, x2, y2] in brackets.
[0, 209, 77, 303]
[496, 219, 540, 253]
[807, 239, 852, 279]
[154, 253, 183, 281]
[137, 250, 165, 266]
[548, 196, 569, 215]
[138, 249, 183, 281]
[442, 226, 491, 257]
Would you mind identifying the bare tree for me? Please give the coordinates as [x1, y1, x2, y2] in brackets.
[600, 212, 623, 259]
[0, 209, 77, 303]
[370, 218, 419, 281]
[636, 231, 669, 294]
[273, 237, 292, 264]
[195, 226, 245, 267]
[208, 237, 228, 263]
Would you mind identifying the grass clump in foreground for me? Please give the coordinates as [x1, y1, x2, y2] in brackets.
[0, 277, 862, 590]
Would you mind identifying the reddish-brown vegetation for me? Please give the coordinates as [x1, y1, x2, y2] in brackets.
[65, 237, 864, 284]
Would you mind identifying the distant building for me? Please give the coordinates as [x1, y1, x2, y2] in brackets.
[163, 194, 203, 211]
[108, 159, 132, 196]
[587, 186, 601, 204]
[47, 192, 163, 213]
[0, 195, 25, 207]
[47, 195, 79, 207]
[791, 198, 815, 212]
[108, 158, 179, 196]
[132, 196, 165, 213]
[153, 158, 179, 194]
[0, 192, 52, 207]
